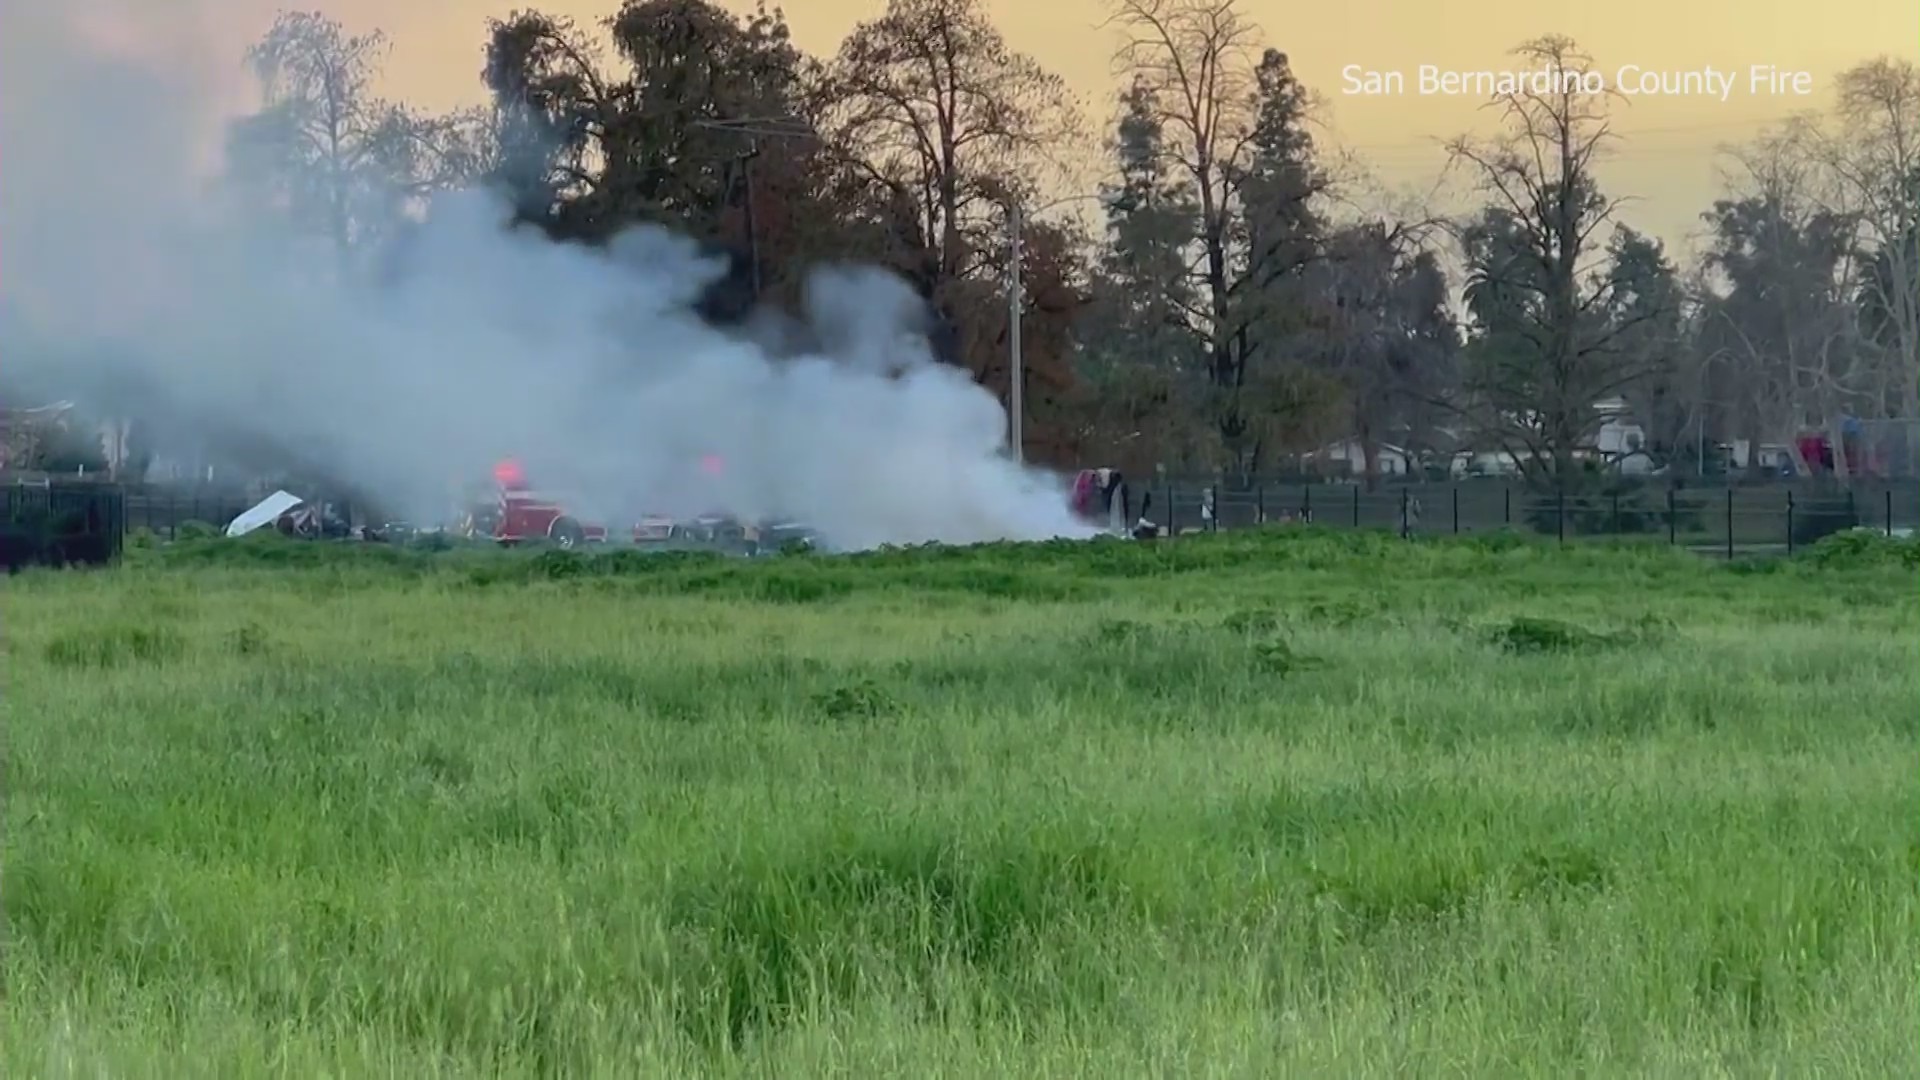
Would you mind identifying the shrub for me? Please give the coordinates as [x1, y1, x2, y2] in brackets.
[1523, 482, 1702, 537]
[1799, 529, 1920, 569]
[1789, 497, 1860, 549]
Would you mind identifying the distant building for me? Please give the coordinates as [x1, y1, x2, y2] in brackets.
[1451, 449, 1524, 477]
[1588, 397, 1653, 475]
[1308, 439, 1411, 476]
[0, 401, 75, 471]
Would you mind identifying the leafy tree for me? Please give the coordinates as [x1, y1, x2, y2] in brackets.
[480, 10, 611, 225]
[1600, 226, 1688, 467]
[483, 4, 816, 246]
[1076, 76, 1208, 467]
[1311, 220, 1457, 484]
[193, 6, 1911, 483]
[482, 2, 859, 323]
[1102, 1, 1335, 470]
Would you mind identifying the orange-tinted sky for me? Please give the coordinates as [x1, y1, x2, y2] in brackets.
[315, 0, 1914, 262]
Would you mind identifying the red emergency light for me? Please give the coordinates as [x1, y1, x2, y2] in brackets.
[493, 457, 527, 490]
[699, 454, 725, 477]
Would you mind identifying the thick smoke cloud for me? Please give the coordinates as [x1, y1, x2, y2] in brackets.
[0, 1, 1096, 550]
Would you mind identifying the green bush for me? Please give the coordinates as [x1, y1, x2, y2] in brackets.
[1522, 481, 1702, 537]
[1799, 528, 1920, 569]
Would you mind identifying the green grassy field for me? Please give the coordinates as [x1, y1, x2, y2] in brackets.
[4, 529, 1917, 1077]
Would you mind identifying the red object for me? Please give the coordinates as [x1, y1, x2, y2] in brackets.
[1070, 470, 1096, 517]
[470, 489, 609, 547]
[1803, 432, 1883, 475]
[1796, 436, 1819, 468]
[469, 456, 743, 547]
[468, 460, 607, 547]
[493, 457, 528, 490]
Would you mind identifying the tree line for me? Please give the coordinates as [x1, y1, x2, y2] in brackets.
[203, 1, 1920, 489]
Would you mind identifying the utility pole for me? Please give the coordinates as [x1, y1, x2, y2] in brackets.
[740, 142, 762, 302]
[1003, 191, 1109, 467]
[1008, 200, 1023, 464]
[693, 117, 813, 306]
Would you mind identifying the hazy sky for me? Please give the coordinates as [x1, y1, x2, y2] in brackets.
[292, 0, 1912, 262]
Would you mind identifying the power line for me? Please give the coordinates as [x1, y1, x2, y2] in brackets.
[692, 118, 817, 303]
[691, 117, 817, 140]
[1323, 114, 1807, 158]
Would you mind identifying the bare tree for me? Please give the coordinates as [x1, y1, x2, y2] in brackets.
[227, 12, 478, 262]
[1804, 58, 1920, 422]
[822, 0, 1079, 286]
[1443, 35, 1670, 487]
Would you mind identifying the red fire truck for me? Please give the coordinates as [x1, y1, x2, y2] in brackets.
[459, 459, 610, 548]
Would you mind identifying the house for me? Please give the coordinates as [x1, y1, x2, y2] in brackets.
[98, 418, 134, 477]
[1588, 397, 1654, 474]
[1437, 398, 1654, 478]
[1725, 440, 1794, 473]
[0, 401, 75, 471]
[1589, 397, 1642, 454]
[1451, 449, 1524, 477]
[1308, 438, 1411, 476]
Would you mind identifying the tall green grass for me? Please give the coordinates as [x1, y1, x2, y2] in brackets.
[4, 528, 1916, 1076]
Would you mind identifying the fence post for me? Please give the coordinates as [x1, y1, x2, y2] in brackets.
[1503, 486, 1511, 526]
[1302, 483, 1312, 523]
[1786, 490, 1795, 556]
[1255, 484, 1265, 525]
[1400, 487, 1410, 539]
[1351, 485, 1359, 528]
[1725, 488, 1734, 559]
[1609, 493, 1620, 536]
[1556, 487, 1566, 544]
[1667, 488, 1677, 545]
[1166, 477, 1176, 536]
[1451, 485, 1460, 534]
[1887, 489, 1895, 536]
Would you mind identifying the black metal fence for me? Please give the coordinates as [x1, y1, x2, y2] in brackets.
[123, 486, 257, 540]
[3, 476, 1914, 567]
[1, 482, 127, 570]
[1145, 478, 1918, 557]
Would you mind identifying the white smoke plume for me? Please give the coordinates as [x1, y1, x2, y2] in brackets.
[0, 1, 1098, 551]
